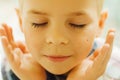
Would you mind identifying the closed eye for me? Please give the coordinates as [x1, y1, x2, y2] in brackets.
[69, 23, 86, 28]
[32, 22, 48, 28]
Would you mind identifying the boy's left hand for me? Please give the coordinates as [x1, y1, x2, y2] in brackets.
[67, 29, 115, 80]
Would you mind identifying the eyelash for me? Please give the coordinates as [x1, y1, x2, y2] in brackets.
[32, 22, 86, 28]
[69, 23, 86, 28]
[32, 22, 48, 28]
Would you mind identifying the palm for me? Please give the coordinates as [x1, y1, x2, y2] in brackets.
[0, 24, 46, 80]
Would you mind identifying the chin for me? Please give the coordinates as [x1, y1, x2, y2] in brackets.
[40, 63, 74, 75]
[38, 56, 78, 75]
[47, 68, 70, 75]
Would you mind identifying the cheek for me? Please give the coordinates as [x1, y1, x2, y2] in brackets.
[23, 27, 45, 55]
[72, 32, 95, 58]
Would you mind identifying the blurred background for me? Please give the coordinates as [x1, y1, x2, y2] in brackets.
[0, 0, 120, 80]
[103, 0, 120, 47]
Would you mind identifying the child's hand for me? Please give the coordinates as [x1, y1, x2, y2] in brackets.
[67, 29, 115, 80]
[0, 24, 46, 80]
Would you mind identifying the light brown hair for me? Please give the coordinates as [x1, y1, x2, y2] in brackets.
[19, 0, 104, 15]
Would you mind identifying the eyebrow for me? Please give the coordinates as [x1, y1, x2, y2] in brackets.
[67, 11, 87, 16]
[27, 9, 88, 16]
[28, 10, 48, 16]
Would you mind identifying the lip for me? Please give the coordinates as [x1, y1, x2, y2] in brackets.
[44, 55, 71, 62]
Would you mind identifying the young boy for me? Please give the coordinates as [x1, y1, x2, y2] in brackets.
[0, 0, 115, 80]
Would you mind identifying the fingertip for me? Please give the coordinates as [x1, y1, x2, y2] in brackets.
[2, 23, 7, 27]
[1, 36, 8, 46]
[108, 31, 115, 43]
[0, 26, 5, 36]
[109, 31, 115, 38]
[109, 32, 115, 40]
[105, 29, 115, 44]
[107, 28, 115, 38]
[2, 23, 9, 31]
[108, 28, 116, 33]
[1, 23, 8, 32]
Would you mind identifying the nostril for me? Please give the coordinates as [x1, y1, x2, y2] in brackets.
[46, 39, 53, 44]
[46, 34, 69, 45]
[60, 40, 68, 45]
[48, 41, 53, 44]
[46, 39, 69, 45]
[61, 42, 65, 45]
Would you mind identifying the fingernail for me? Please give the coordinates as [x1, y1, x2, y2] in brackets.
[109, 32, 115, 40]
[109, 28, 116, 33]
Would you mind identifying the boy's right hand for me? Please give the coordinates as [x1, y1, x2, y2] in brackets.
[0, 24, 46, 80]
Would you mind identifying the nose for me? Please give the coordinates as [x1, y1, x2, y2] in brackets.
[46, 28, 69, 45]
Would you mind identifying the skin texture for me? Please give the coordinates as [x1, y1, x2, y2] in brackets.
[0, 0, 115, 80]
[21, 0, 99, 74]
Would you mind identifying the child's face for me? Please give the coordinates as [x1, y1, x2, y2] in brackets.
[20, 0, 101, 74]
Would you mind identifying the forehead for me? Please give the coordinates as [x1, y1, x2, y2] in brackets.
[23, 0, 97, 17]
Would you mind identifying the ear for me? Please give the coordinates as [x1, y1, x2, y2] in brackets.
[15, 8, 23, 32]
[99, 10, 108, 28]
[96, 10, 108, 37]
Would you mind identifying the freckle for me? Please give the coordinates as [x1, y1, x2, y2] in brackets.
[86, 39, 89, 42]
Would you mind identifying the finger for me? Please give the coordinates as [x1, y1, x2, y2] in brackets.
[13, 48, 23, 67]
[2, 24, 14, 42]
[105, 29, 115, 46]
[90, 44, 110, 77]
[16, 41, 29, 53]
[2, 24, 17, 48]
[1, 36, 14, 62]
[93, 29, 115, 67]
[9, 26, 14, 42]
[92, 29, 115, 64]
[93, 43, 110, 67]
[0, 25, 7, 36]
[102, 30, 115, 65]
[88, 48, 101, 61]
[1, 36, 22, 69]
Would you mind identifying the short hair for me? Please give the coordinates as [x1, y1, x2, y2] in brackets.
[19, 0, 104, 15]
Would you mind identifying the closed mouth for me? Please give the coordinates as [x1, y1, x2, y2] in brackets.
[44, 55, 71, 62]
